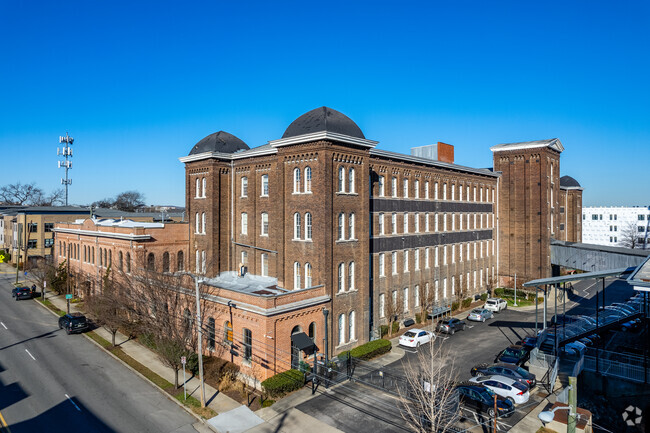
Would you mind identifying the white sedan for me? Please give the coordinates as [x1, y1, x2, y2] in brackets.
[469, 375, 530, 404]
[398, 328, 434, 348]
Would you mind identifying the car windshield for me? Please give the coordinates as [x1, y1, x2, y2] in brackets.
[471, 309, 483, 314]
[441, 320, 451, 324]
[512, 381, 527, 392]
[482, 387, 495, 397]
[403, 331, 416, 338]
[503, 348, 521, 357]
[515, 366, 528, 377]
[487, 300, 496, 305]
[71, 317, 86, 324]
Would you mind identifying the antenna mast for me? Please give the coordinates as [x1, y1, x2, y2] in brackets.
[57, 132, 74, 206]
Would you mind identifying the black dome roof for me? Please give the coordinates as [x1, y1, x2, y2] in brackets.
[282, 107, 365, 139]
[560, 175, 581, 188]
[189, 131, 249, 155]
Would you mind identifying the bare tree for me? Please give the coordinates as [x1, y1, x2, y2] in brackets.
[619, 221, 640, 249]
[418, 284, 436, 325]
[113, 191, 146, 211]
[86, 266, 127, 346]
[29, 257, 57, 298]
[384, 289, 404, 337]
[34, 189, 66, 206]
[0, 182, 44, 205]
[397, 340, 461, 433]
[92, 198, 115, 209]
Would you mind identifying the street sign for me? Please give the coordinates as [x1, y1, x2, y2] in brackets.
[181, 356, 186, 365]
[65, 294, 73, 300]
[24, 271, 27, 276]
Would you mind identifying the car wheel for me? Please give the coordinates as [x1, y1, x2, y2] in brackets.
[507, 397, 515, 405]
[66, 328, 70, 335]
[504, 304, 508, 310]
[450, 329, 455, 335]
[482, 317, 485, 323]
[487, 408, 496, 418]
[475, 371, 484, 377]
[58, 322, 62, 329]
[416, 342, 421, 348]
[15, 297, 19, 301]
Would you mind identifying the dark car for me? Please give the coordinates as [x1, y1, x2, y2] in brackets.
[58, 313, 89, 334]
[455, 382, 514, 418]
[13, 286, 34, 300]
[470, 363, 536, 388]
[515, 335, 538, 352]
[436, 318, 466, 335]
[495, 345, 529, 366]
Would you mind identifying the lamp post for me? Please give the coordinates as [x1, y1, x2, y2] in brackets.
[194, 277, 206, 407]
[538, 378, 577, 433]
[323, 308, 329, 365]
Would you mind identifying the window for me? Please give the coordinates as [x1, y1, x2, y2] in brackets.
[443, 278, 447, 299]
[451, 244, 455, 263]
[261, 253, 268, 276]
[414, 249, 420, 270]
[162, 252, 170, 273]
[183, 308, 192, 336]
[207, 318, 215, 351]
[44, 238, 54, 248]
[147, 253, 155, 271]
[435, 247, 439, 266]
[392, 177, 397, 197]
[443, 213, 447, 231]
[459, 244, 463, 262]
[348, 167, 355, 193]
[403, 250, 409, 272]
[201, 212, 206, 233]
[261, 213, 269, 236]
[349, 213, 355, 239]
[126, 252, 131, 273]
[403, 213, 409, 233]
[451, 276, 455, 296]
[434, 182, 439, 200]
[392, 252, 398, 275]
[338, 263, 345, 293]
[391, 213, 397, 234]
[201, 251, 206, 273]
[379, 253, 385, 276]
[241, 251, 248, 266]
[241, 213, 248, 235]
[202, 177, 206, 197]
[294, 213, 302, 239]
[435, 213, 439, 232]
[425, 213, 430, 232]
[224, 321, 233, 344]
[349, 311, 355, 341]
[241, 176, 248, 197]
[459, 184, 463, 201]
[414, 179, 419, 198]
[348, 262, 355, 290]
[414, 285, 420, 307]
[379, 293, 385, 318]
[443, 183, 447, 200]
[243, 328, 252, 361]
[261, 174, 269, 196]
[44, 223, 54, 233]
[378, 213, 385, 235]
[305, 263, 312, 288]
[425, 247, 430, 268]
[338, 167, 345, 192]
[309, 322, 316, 343]
[425, 181, 429, 199]
[403, 179, 409, 198]
[305, 167, 312, 192]
[195, 213, 200, 234]
[378, 176, 385, 197]
[195, 178, 200, 198]
[27, 239, 37, 248]
[338, 314, 345, 345]
[305, 213, 312, 240]
[403, 287, 409, 312]
[118, 251, 123, 271]
[451, 184, 455, 200]
[338, 213, 345, 240]
[293, 168, 301, 193]
[443, 245, 447, 265]
[591, 214, 598, 220]
[414, 213, 419, 232]
[294, 262, 301, 290]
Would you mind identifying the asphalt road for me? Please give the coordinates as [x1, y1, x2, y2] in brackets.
[0, 271, 203, 433]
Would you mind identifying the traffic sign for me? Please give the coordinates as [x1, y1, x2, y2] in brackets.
[181, 356, 186, 365]
[65, 294, 73, 300]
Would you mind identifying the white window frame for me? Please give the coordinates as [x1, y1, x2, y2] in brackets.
[379, 253, 385, 277]
[261, 174, 269, 197]
[241, 212, 248, 235]
[261, 212, 269, 236]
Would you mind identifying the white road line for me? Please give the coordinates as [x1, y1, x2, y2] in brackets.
[0, 322, 6, 329]
[65, 394, 82, 412]
[25, 349, 36, 360]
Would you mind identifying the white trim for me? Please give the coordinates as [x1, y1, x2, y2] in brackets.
[490, 138, 564, 153]
[52, 228, 151, 241]
[269, 131, 379, 148]
[370, 149, 499, 178]
[179, 147, 277, 163]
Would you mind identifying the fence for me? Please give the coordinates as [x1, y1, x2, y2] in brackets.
[583, 355, 649, 383]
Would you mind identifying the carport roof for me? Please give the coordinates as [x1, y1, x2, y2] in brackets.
[522, 267, 636, 287]
[627, 255, 650, 290]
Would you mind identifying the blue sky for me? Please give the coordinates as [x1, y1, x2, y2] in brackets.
[1, 1, 648, 207]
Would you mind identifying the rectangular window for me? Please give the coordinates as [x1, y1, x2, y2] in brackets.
[44, 238, 54, 247]
[44, 223, 54, 233]
[443, 245, 447, 265]
[241, 213, 248, 235]
[261, 175, 269, 196]
[241, 251, 248, 265]
[414, 180, 419, 199]
[443, 183, 447, 200]
[27, 239, 37, 248]
[435, 247, 439, 266]
[434, 182, 439, 200]
[403, 250, 409, 272]
[207, 318, 216, 351]
[379, 294, 385, 318]
[414, 213, 419, 232]
[425, 213, 430, 232]
[261, 213, 269, 235]
[414, 285, 419, 307]
[379, 253, 385, 276]
[392, 252, 398, 275]
[29, 223, 38, 233]
[451, 184, 455, 200]
[378, 213, 384, 235]
[243, 329, 252, 361]
[392, 177, 397, 197]
[241, 177, 248, 197]
[379, 176, 385, 197]
[451, 244, 455, 263]
[414, 249, 420, 270]
[261, 253, 268, 276]
[403, 179, 408, 198]
[425, 181, 429, 199]
[403, 213, 409, 233]
[403, 287, 409, 312]
[391, 213, 397, 234]
[425, 247, 430, 268]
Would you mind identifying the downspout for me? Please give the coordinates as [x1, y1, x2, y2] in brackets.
[496, 175, 500, 285]
[231, 160, 235, 271]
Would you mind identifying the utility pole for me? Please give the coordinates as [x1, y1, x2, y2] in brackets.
[194, 278, 206, 407]
[15, 223, 22, 285]
[568, 376, 577, 433]
[58, 133, 74, 206]
[513, 273, 518, 306]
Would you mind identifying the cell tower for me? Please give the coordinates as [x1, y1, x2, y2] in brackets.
[57, 133, 74, 206]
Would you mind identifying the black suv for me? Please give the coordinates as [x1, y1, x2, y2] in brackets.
[494, 344, 529, 366]
[58, 313, 89, 334]
[470, 363, 536, 388]
[436, 318, 466, 335]
[12, 286, 35, 301]
[455, 382, 514, 418]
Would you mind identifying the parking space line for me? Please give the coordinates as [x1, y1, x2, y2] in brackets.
[25, 349, 36, 361]
[65, 394, 81, 412]
[0, 409, 12, 433]
[0, 322, 6, 330]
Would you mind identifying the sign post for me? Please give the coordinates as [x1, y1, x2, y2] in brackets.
[65, 293, 72, 313]
[42, 280, 47, 300]
[181, 356, 187, 400]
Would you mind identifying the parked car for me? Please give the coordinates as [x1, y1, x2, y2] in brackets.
[455, 382, 515, 418]
[436, 318, 466, 335]
[609, 303, 637, 314]
[516, 335, 538, 352]
[58, 313, 89, 334]
[620, 319, 642, 332]
[484, 298, 507, 313]
[604, 306, 629, 316]
[13, 287, 34, 300]
[470, 363, 537, 388]
[469, 375, 530, 404]
[494, 345, 529, 366]
[467, 308, 493, 322]
[399, 328, 434, 348]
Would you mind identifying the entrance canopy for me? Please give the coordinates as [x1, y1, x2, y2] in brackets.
[522, 267, 636, 288]
[291, 332, 316, 355]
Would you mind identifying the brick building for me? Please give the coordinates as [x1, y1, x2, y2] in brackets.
[558, 175, 583, 244]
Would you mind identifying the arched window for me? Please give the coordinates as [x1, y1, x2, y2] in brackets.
[392, 177, 397, 197]
[414, 179, 420, 199]
[195, 213, 200, 234]
[305, 213, 312, 240]
[378, 175, 385, 196]
[195, 178, 200, 198]
[147, 253, 155, 271]
[294, 262, 301, 290]
[305, 263, 312, 288]
[308, 322, 316, 343]
[294, 213, 301, 239]
[338, 263, 345, 293]
[201, 212, 206, 234]
[348, 262, 355, 291]
[162, 252, 170, 273]
[183, 308, 192, 336]
[338, 166, 345, 192]
[305, 167, 312, 192]
[202, 177, 206, 198]
[177, 251, 184, 271]
[104, 249, 107, 267]
[91, 247, 94, 264]
[207, 318, 215, 351]
[349, 311, 355, 341]
[241, 176, 248, 197]
[126, 252, 131, 273]
[119, 251, 123, 271]
[224, 321, 233, 344]
[261, 174, 269, 196]
[338, 213, 345, 240]
[348, 213, 355, 239]
[243, 328, 252, 361]
[348, 167, 355, 193]
[99, 248, 103, 267]
[338, 314, 345, 345]
[195, 249, 200, 273]
[293, 168, 301, 193]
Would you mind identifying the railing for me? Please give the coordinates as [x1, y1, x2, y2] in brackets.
[530, 347, 556, 369]
[583, 355, 649, 383]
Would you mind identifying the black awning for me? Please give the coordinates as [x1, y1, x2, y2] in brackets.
[291, 332, 316, 353]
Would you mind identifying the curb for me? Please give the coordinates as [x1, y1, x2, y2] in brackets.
[31, 296, 218, 432]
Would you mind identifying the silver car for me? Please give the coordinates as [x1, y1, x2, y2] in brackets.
[467, 308, 493, 322]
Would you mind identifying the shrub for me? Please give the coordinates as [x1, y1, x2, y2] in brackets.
[185, 352, 200, 375]
[415, 313, 422, 324]
[461, 298, 472, 308]
[205, 357, 240, 383]
[451, 301, 460, 311]
[138, 332, 157, 350]
[261, 399, 275, 408]
[338, 338, 392, 361]
[480, 293, 488, 302]
[261, 369, 305, 398]
[379, 325, 389, 338]
[392, 321, 399, 334]
[298, 360, 311, 373]
[494, 288, 505, 297]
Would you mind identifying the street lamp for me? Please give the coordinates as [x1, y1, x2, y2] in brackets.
[194, 277, 206, 407]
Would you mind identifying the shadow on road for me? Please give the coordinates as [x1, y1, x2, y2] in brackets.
[0, 329, 59, 352]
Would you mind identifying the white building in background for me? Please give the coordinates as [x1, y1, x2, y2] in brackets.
[582, 206, 650, 249]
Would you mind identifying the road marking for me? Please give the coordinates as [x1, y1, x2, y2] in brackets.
[65, 394, 81, 412]
[25, 349, 36, 361]
[0, 322, 6, 329]
[0, 409, 12, 433]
